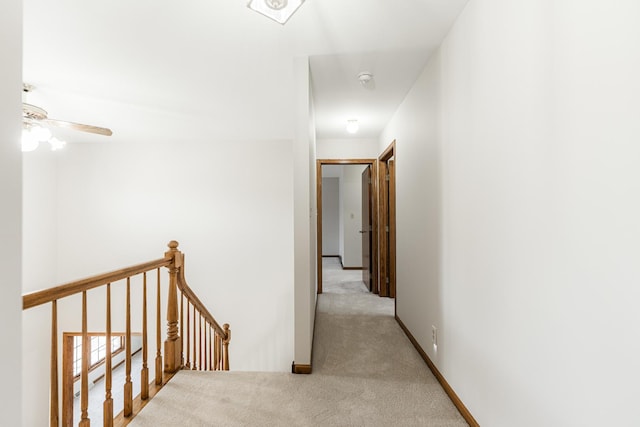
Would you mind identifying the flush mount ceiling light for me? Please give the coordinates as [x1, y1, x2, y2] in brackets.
[247, 0, 306, 25]
[358, 72, 374, 86]
[346, 119, 359, 134]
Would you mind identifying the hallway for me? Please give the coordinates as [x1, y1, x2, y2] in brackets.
[129, 259, 467, 426]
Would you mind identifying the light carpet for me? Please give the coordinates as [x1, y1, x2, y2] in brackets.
[129, 258, 468, 426]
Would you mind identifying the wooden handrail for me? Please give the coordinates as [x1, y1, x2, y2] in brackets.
[23, 257, 172, 310]
[177, 264, 228, 340]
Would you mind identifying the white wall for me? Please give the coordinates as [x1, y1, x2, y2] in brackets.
[22, 149, 58, 427]
[53, 138, 294, 371]
[0, 1, 22, 425]
[321, 177, 340, 256]
[382, 0, 640, 426]
[22, 150, 58, 290]
[338, 169, 345, 261]
[340, 165, 367, 268]
[321, 165, 367, 267]
[307, 80, 318, 365]
[293, 57, 317, 367]
[316, 138, 379, 159]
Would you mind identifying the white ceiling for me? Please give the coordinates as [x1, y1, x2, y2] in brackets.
[23, 0, 468, 144]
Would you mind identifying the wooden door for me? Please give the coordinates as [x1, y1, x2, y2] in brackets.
[388, 159, 396, 298]
[378, 141, 396, 298]
[378, 160, 389, 297]
[361, 166, 372, 291]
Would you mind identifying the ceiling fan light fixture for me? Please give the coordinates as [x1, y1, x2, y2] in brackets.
[22, 83, 113, 139]
[247, 0, 305, 24]
[49, 137, 67, 151]
[30, 124, 52, 142]
[21, 128, 40, 152]
[21, 123, 67, 152]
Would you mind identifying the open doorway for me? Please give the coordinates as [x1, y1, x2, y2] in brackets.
[316, 159, 378, 295]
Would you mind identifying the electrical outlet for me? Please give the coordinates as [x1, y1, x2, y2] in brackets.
[432, 325, 438, 349]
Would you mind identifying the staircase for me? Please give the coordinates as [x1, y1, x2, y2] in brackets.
[22, 241, 230, 427]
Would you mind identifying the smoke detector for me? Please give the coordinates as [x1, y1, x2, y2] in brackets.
[358, 72, 374, 86]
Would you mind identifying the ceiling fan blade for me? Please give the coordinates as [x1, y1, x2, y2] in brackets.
[43, 118, 113, 136]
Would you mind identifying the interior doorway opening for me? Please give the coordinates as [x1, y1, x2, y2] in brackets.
[316, 159, 378, 295]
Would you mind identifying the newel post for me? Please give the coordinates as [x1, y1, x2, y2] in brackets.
[223, 323, 231, 371]
[164, 240, 183, 373]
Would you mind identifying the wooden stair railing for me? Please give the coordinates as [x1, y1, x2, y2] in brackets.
[22, 241, 230, 427]
[176, 259, 230, 371]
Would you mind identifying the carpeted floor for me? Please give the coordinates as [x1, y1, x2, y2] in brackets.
[129, 258, 468, 426]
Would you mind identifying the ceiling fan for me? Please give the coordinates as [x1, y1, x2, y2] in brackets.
[22, 83, 113, 152]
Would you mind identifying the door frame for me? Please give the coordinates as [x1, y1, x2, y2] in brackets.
[316, 159, 378, 294]
[361, 165, 373, 291]
[378, 141, 396, 298]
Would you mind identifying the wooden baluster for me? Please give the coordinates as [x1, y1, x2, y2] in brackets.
[62, 335, 73, 427]
[199, 312, 203, 371]
[219, 333, 223, 371]
[223, 323, 231, 371]
[103, 284, 113, 427]
[218, 333, 223, 371]
[164, 241, 182, 373]
[210, 326, 214, 371]
[204, 322, 209, 371]
[155, 268, 162, 385]
[141, 273, 149, 400]
[214, 331, 220, 371]
[185, 302, 190, 369]
[50, 300, 59, 427]
[202, 317, 206, 371]
[203, 321, 207, 371]
[204, 322, 208, 371]
[180, 292, 184, 367]
[124, 278, 132, 417]
[192, 306, 196, 370]
[208, 324, 212, 371]
[80, 292, 90, 426]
